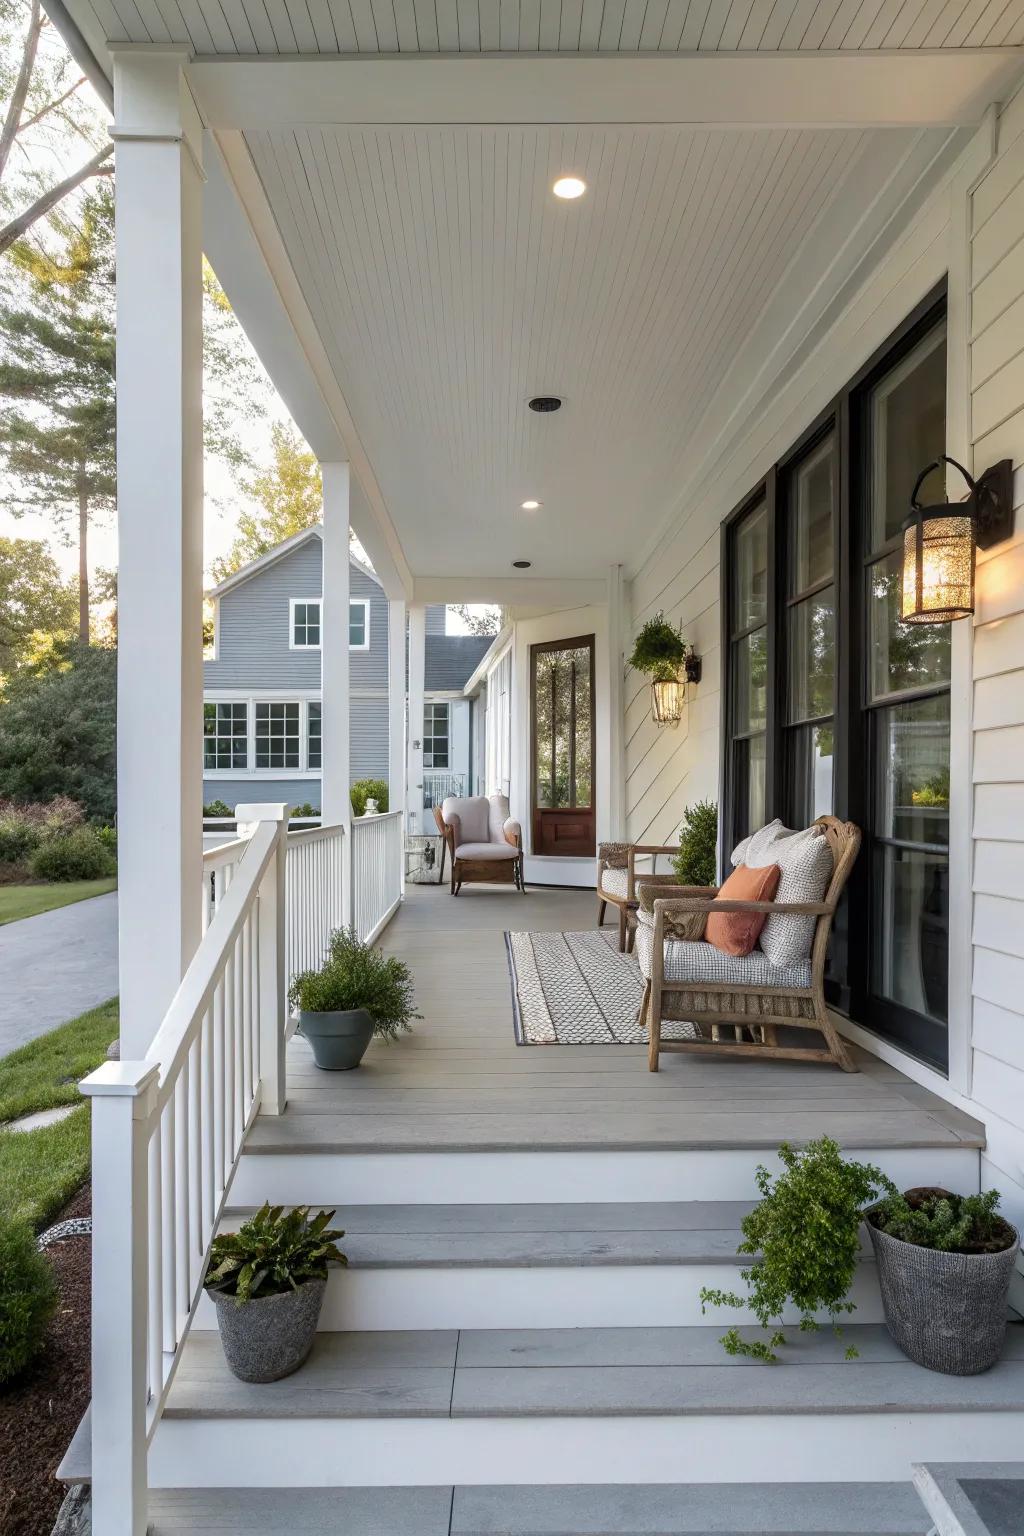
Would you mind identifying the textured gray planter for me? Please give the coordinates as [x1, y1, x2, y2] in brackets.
[867, 1214, 1019, 1376]
[210, 1278, 325, 1383]
[298, 1007, 374, 1070]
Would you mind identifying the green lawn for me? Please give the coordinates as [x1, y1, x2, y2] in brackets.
[0, 877, 116, 926]
[0, 997, 118, 1229]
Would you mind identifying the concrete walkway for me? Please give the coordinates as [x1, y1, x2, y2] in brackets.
[0, 891, 118, 1056]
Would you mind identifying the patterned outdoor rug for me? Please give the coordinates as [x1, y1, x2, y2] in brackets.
[505, 929, 696, 1046]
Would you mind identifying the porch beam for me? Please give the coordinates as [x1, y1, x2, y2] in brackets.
[188, 51, 1024, 132]
[407, 605, 426, 837]
[113, 48, 204, 1057]
[414, 576, 607, 607]
[320, 461, 352, 923]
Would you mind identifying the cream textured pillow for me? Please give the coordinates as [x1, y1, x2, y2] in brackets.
[736, 820, 834, 967]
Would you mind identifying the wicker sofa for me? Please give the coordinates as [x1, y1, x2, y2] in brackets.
[635, 816, 861, 1072]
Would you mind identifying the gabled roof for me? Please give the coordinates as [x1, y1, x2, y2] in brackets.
[206, 525, 380, 599]
[424, 633, 492, 691]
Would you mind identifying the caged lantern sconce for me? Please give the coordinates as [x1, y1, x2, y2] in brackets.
[901, 454, 1014, 625]
[650, 650, 702, 727]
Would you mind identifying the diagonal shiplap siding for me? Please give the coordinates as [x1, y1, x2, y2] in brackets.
[67, 0, 1024, 55]
[969, 79, 1024, 1232]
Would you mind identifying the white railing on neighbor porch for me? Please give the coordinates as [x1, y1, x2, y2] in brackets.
[351, 811, 403, 944]
[82, 806, 291, 1536]
[285, 822, 346, 981]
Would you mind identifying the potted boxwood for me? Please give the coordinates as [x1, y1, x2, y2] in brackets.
[866, 1186, 1019, 1375]
[204, 1204, 346, 1382]
[288, 925, 419, 1070]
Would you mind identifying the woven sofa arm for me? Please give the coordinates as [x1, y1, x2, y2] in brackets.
[636, 881, 716, 915]
[597, 841, 630, 870]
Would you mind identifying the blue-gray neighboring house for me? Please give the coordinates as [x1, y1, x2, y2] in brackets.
[202, 526, 491, 813]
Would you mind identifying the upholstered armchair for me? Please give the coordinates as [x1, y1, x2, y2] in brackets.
[596, 841, 684, 952]
[433, 794, 525, 895]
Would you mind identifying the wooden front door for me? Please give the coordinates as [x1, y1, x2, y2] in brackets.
[530, 635, 596, 858]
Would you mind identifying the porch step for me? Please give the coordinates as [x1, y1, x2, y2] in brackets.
[201, 1201, 883, 1329]
[150, 1323, 1024, 1486]
[145, 1482, 933, 1534]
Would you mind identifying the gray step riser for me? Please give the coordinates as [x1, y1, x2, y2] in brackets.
[231, 1144, 979, 1207]
[194, 1259, 884, 1331]
[148, 1411, 1024, 1490]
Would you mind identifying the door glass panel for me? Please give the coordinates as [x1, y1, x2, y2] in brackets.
[733, 502, 768, 632]
[873, 694, 950, 848]
[732, 629, 768, 734]
[868, 323, 946, 546]
[533, 644, 592, 811]
[790, 436, 834, 593]
[787, 590, 835, 722]
[868, 550, 951, 700]
[870, 845, 948, 1026]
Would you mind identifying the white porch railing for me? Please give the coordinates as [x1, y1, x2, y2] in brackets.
[285, 822, 347, 982]
[351, 811, 404, 943]
[201, 836, 249, 931]
[82, 806, 290, 1536]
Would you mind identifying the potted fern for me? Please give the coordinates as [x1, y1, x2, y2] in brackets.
[289, 926, 419, 1070]
[865, 1186, 1019, 1375]
[204, 1204, 346, 1382]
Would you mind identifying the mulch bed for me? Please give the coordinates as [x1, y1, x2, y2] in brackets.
[0, 1185, 91, 1536]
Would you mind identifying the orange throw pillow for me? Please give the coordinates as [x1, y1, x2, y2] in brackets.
[705, 862, 782, 957]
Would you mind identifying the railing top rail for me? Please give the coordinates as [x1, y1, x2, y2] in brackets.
[286, 821, 345, 846]
[352, 810, 404, 827]
[144, 819, 280, 1099]
[202, 836, 251, 870]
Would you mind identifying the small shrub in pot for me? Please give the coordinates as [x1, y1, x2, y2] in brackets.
[288, 925, 419, 1070]
[204, 1204, 346, 1382]
[866, 1186, 1019, 1375]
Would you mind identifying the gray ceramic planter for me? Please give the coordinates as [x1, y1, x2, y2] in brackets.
[210, 1277, 325, 1383]
[298, 1007, 374, 1070]
[867, 1216, 1019, 1376]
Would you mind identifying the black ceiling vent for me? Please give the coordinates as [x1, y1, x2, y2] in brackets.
[512, 560, 532, 569]
[528, 396, 562, 413]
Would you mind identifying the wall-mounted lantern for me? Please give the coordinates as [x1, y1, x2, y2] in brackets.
[901, 454, 1014, 625]
[650, 650, 702, 728]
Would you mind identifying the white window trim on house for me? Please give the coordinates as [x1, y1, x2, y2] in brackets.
[203, 690, 323, 779]
[349, 596, 371, 652]
[289, 596, 322, 650]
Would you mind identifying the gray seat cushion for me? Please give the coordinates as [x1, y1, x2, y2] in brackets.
[455, 841, 520, 860]
[635, 923, 812, 989]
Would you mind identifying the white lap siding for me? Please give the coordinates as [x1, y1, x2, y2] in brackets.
[970, 80, 1024, 1233]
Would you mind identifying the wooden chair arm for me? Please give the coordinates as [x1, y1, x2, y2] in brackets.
[627, 843, 680, 898]
[636, 881, 717, 915]
[653, 896, 831, 917]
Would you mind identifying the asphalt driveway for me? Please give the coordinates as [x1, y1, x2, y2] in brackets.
[0, 891, 118, 1055]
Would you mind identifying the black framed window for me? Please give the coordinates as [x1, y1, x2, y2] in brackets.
[721, 286, 950, 1070]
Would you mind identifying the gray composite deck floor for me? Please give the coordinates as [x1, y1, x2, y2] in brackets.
[246, 883, 983, 1156]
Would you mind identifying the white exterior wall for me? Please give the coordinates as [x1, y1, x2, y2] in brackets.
[969, 83, 1024, 1236]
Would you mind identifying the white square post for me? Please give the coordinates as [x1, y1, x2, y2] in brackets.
[407, 604, 426, 834]
[112, 49, 204, 1055]
[606, 563, 627, 841]
[321, 462, 352, 923]
[388, 597, 407, 819]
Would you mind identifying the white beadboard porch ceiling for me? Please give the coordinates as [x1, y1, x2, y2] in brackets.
[241, 122, 939, 578]
[75, 0, 1024, 54]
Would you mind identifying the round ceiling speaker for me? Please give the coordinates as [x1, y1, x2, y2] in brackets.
[528, 396, 562, 413]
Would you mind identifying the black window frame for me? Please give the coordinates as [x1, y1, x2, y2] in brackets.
[720, 280, 950, 1069]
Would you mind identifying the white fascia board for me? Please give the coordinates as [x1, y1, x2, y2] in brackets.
[189, 52, 1024, 132]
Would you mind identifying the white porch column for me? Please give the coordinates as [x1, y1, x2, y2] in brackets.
[388, 598, 407, 816]
[113, 50, 204, 1057]
[320, 462, 352, 922]
[606, 564, 627, 841]
[407, 604, 426, 834]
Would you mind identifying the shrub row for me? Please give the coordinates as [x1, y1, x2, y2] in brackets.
[0, 798, 116, 883]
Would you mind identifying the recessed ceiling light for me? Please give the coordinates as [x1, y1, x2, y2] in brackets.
[512, 560, 532, 569]
[521, 500, 542, 510]
[553, 176, 586, 200]
[528, 396, 562, 413]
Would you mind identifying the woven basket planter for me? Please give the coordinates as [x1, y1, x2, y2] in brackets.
[866, 1203, 1019, 1376]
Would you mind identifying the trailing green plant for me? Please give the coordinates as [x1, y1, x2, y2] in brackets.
[0, 1215, 58, 1384]
[289, 925, 419, 1041]
[204, 1204, 346, 1307]
[203, 799, 234, 819]
[30, 824, 115, 882]
[351, 779, 389, 817]
[868, 1186, 1015, 1255]
[628, 612, 688, 681]
[671, 800, 718, 887]
[699, 1137, 894, 1362]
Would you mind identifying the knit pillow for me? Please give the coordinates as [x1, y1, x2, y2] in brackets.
[705, 862, 781, 957]
[739, 821, 834, 967]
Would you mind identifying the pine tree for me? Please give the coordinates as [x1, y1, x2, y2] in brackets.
[0, 184, 115, 641]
